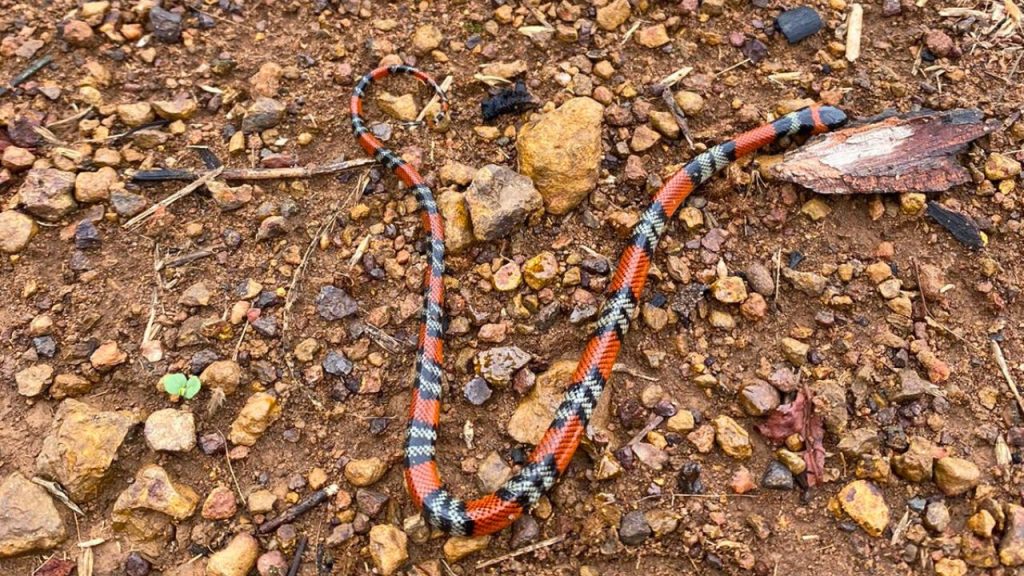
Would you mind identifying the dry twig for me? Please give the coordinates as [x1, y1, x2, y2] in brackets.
[123, 166, 224, 229]
[475, 535, 568, 569]
[991, 339, 1024, 415]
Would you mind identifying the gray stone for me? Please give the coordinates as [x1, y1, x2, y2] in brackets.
[464, 164, 543, 241]
[619, 510, 652, 546]
[149, 6, 182, 43]
[761, 460, 795, 490]
[315, 286, 357, 321]
[241, 97, 286, 133]
[18, 169, 77, 222]
[0, 472, 66, 558]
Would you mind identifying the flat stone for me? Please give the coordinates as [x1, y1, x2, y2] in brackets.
[475, 346, 531, 387]
[0, 472, 66, 558]
[711, 276, 748, 303]
[112, 465, 199, 552]
[619, 510, 652, 545]
[0, 210, 37, 253]
[36, 399, 139, 500]
[782, 267, 827, 295]
[739, 380, 780, 416]
[368, 524, 408, 576]
[315, 285, 358, 321]
[201, 360, 241, 395]
[117, 102, 155, 127]
[18, 169, 77, 222]
[1, 145, 35, 171]
[179, 281, 212, 307]
[16, 363, 53, 397]
[247, 489, 276, 514]
[443, 535, 491, 562]
[344, 457, 387, 487]
[518, 97, 604, 214]
[241, 97, 286, 133]
[411, 24, 442, 54]
[207, 533, 259, 576]
[228, 392, 281, 446]
[507, 360, 574, 445]
[1000, 504, 1024, 566]
[934, 457, 980, 496]
[151, 97, 197, 121]
[831, 480, 889, 537]
[713, 415, 752, 459]
[201, 486, 238, 520]
[464, 164, 542, 241]
[144, 409, 196, 452]
[635, 24, 670, 47]
[891, 436, 938, 483]
[597, 0, 631, 30]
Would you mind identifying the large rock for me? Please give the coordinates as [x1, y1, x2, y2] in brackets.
[464, 164, 542, 241]
[112, 465, 198, 554]
[507, 360, 575, 445]
[0, 472, 66, 558]
[0, 210, 37, 253]
[241, 97, 286, 133]
[934, 457, 980, 496]
[437, 191, 473, 253]
[18, 169, 77, 222]
[35, 399, 139, 500]
[831, 480, 889, 537]
[207, 533, 260, 576]
[144, 409, 196, 452]
[228, 392, 281, 446]
[368, 524, 408, 576]
[517, 97, 604, 214]
[1000, 504, 1024, 566]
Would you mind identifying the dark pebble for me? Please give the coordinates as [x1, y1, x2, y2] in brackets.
[618, 510, 652, 546]
[356, 489, 390, 517]
[510, 514, 540, 548]
[199, 432, 226, 455]
[369, 418, 388, 435]
[323, 350, 353, 377]
[33, 336, 56, 358]
[250, 315, 278, 338]
[762, 460, 795, 490]
[742, 38, 769, 63]
[677, 461, 705, 494]
[315, 285, 358, 321]
[581, 257, 610, 275]
[124, 551, 151, 576]
[616, 398, 647, 429]
[74, 220, 101, 250]
[464, 377, 493, 406]
[149, 6, 182, 43]
[255, 290, 282, 309]
[190, 348, 221, 374]
[223, 228, 242, 249]
[775, 6, 823, 44]
[653, 399, 677, 417]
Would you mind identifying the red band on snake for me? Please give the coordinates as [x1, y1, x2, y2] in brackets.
[351, 65, 848, 536]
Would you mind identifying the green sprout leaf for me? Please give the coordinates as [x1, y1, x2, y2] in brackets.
[161, 373, 202, 400]
[161, 373, 187, 396]
[183, 375, 202, 399]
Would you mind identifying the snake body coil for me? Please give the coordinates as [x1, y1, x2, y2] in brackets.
[351, 64, 848, 537]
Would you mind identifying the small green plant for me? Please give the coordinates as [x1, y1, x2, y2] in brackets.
[161, 373, 202, 400]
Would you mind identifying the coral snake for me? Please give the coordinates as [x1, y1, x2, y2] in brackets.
[351, 64, 848, 537]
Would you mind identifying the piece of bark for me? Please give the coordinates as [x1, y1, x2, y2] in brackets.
[925, 201, 986, 249]
[773, 109, 998, 195]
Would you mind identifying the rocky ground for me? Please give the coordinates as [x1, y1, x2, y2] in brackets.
[1, 0, 1024, 575]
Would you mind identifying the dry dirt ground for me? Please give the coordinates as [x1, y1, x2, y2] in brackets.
[2, 0, 1024, 575]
